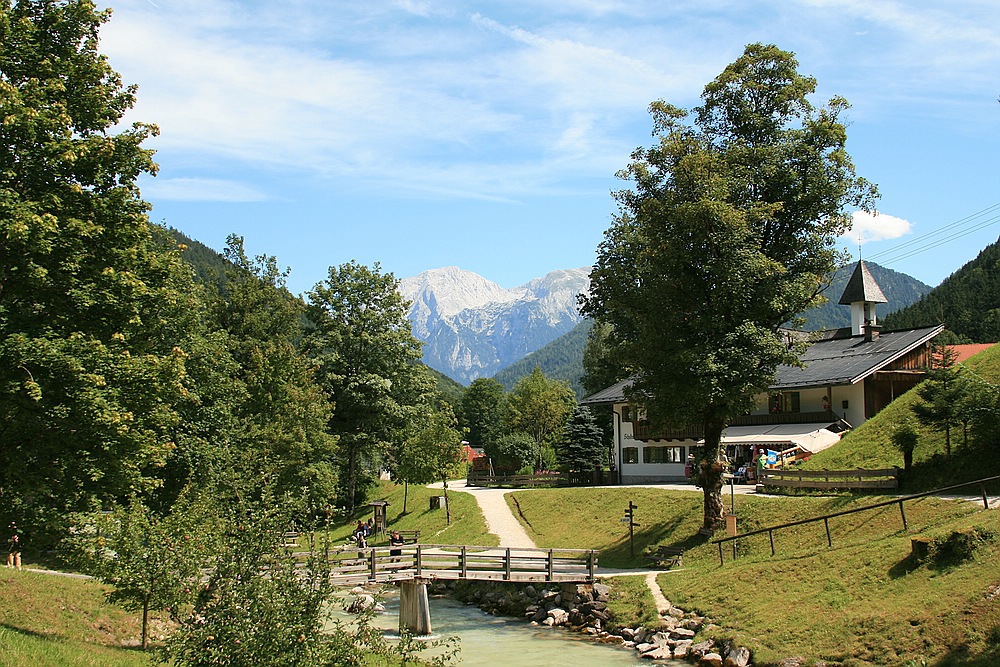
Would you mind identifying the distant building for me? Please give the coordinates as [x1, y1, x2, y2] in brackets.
[581, 261, 943, 484]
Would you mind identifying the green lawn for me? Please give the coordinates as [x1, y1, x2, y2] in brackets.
[508, 484, 1000, 666]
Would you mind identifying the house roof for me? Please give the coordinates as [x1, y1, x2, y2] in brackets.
[580, 324, 946, 404]
[950, 343, 996, 364]
[838, 261, 888, 305]
[771, 324, 944, 389]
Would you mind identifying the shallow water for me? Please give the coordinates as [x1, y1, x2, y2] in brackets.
[367, 591, 683, 666]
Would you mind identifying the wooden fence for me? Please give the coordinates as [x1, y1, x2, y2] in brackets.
[316, 543, 598, 585]
[466, 472, 564, 488]
[760, 467, 899, 490]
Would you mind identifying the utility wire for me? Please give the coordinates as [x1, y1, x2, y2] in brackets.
[863, 202, 1000, 267]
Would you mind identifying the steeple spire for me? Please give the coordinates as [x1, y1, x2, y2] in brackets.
[839, 261, 887, 337]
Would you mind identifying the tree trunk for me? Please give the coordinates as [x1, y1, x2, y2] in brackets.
[142, 595, 149, 650]
[700, 417, 726, 533]
[403, 481, 409, 514]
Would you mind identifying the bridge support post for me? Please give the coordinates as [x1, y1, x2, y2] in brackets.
[399, 579, 432, 636]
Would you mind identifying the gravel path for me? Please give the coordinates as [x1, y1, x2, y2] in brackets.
[432, 480, 536, 548]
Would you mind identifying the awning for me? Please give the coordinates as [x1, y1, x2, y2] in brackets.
[706, 423, 842, 455]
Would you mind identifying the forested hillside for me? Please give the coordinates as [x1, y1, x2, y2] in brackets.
[801, 261, 931, 330]
[882, 236, 1000, 342]
[493, 318, 593, 397]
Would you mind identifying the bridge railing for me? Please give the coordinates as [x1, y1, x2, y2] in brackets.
[316, 543, 598, 584]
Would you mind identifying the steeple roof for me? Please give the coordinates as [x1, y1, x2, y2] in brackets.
[838, 260, 888, 305]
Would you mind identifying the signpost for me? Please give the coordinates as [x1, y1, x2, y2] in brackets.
[624, 501, 639, 557]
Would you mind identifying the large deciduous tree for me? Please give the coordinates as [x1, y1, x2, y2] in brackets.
[303, 261, 427, 513]
[459, 378, 507, 451]
[505, 367, 575, 471]
[0, 0, 202, 538]
[581, 44, 876, 531]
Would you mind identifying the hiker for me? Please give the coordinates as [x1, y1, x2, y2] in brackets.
[756, 450, 768, 482]
[7, 522, 22, 571]
[389, 530, 404, 562]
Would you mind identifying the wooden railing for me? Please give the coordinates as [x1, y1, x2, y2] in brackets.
[466, 472, 563, 488]
[760, 467, 899, 490]
[712, 475, 1000, 565]
[316, 543, 598, 585]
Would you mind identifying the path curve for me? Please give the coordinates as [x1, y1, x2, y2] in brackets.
[430, 481, 536, 549]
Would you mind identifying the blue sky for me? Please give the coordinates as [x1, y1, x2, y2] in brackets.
[100, 0, 1000, 296]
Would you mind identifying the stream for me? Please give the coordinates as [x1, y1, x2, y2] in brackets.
[345, 589, 684, 666]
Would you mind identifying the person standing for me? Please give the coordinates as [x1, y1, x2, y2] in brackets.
[7, 522, 22, 571]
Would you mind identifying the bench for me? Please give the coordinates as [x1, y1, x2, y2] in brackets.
[283, 531, 300, 547]
[644, 545, 684, 569]
[393, 529, 420, 545]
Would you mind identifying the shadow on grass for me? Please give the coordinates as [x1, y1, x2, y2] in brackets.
[0, 622, 63, 642]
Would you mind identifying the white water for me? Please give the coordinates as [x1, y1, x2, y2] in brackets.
[366, 592, 684, 666]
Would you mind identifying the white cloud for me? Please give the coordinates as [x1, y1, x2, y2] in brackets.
[141, 177, 268, 202]
[844, 211, 912, 244]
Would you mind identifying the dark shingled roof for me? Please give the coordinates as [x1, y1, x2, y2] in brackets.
[771, 324, 943, 389]
[581, 324, 945, 403]
[839, 260, 888, 305]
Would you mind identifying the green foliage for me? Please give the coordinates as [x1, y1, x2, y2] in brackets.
[581, 43, 876, 530]
[485, 432, 538, 474]
[459, 378, 507, 450]
[883, 236, 1000, 342]
[891, 417, 919, 473]
[925, 527, 996, 568]
[67, 489, 217, 650]
[0, 0, 209, 542]
[505, 366, 576, 469]
[560, 405, 606, 473]
[912, 344, 968, 456]
[162, 491, 382, 667]
[304, 261, 430, 512]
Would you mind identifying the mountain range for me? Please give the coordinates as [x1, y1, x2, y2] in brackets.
[400, 262, 934, 391]
[399, 266, 590, 385]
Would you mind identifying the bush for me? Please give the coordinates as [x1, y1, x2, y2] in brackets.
[929, 527, 996, 567]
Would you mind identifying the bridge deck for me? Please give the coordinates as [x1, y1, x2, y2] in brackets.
[298, 544, 598, 585]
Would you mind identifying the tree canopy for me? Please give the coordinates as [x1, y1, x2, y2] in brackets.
[581, 43, 876, 530]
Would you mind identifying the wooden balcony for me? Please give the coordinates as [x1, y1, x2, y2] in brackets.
[627, 410, 839, 441]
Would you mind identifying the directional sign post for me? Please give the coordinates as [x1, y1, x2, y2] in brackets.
[624, 501, 639, 557]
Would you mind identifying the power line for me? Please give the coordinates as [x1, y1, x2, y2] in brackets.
[865, 202, 1000, 266]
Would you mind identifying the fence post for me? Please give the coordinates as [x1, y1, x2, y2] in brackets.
[415, 545, 422, 577]
[504, 548, 511, 580]
[547, 549, 554, 580]
[370, 548, 377, 580]
[461, 546, 468, 579]
[769, 530, 775, 556]
[898, 500, 908, 531]
[982, 483, 991, 510]
[588, 550, 596, 580]
[824, 518, 832, 547]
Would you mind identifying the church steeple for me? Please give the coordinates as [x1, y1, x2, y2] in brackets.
[839, 261, 887, 337]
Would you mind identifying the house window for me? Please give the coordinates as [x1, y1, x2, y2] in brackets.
[622, 447, 638, 464]
[622, 405, 632, 422]
[769, 392, 801, 413]
[643, 446, 684, 464]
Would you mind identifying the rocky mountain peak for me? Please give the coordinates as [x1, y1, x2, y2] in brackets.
[399, 266, 591, 384]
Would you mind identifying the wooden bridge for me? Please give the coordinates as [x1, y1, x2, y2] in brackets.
[306, 543, 598, 635]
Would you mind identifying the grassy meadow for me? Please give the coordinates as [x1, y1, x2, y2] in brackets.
[511, 484, 1000, 665]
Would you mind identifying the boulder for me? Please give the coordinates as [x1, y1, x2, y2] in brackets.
[670, 627, 696, 640]
[547, 608, 570, 626]
[641, 647, 673, 660]
[701, 653, 724, 667]
[724, 645, 751, 667]
[673, 639, 693, 658]
[592, 582, 611, 601]
[691, 640, 716, 658]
